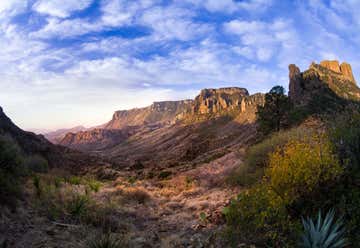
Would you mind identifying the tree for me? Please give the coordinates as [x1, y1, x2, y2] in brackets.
[257, 86, 292, 135]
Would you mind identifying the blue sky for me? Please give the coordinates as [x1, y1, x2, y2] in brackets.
[0, 0, 359, 130]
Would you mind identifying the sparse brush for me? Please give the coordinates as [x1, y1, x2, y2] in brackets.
[67, 194, 89, 219]
[67, 176, 82, 185]
[87, 233, 125, 248]
[32, 175, 42, 197]
[87, 179, 101, 193]
[300, 209, 347, 248]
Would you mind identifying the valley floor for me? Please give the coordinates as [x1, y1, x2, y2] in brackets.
[1, 151, 245, 248]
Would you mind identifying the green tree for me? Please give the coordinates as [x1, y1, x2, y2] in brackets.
[257, 86, 292, 135]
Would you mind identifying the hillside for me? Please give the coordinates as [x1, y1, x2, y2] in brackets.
[44, 126, 87, 144]
[58, 88, 265, 170]
[0, 107, 109, 172]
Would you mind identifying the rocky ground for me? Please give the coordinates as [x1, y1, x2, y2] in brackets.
[0, 151, 245, 248]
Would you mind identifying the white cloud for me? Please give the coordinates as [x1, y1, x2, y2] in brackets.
[224, 19, 299, 63]
[180, 0, 272, 13]
[0, 0, 28, 19]
[33, 0, 93, 18]
[139, 6, 212, 41]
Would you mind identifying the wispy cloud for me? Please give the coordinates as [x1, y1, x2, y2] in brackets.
[0, 0, 358, 129]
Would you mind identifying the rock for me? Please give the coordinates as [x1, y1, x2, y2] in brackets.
[289, 60, 360, 105]
[105, 100, 194, 129]
[192, 87, 249, 114]
[288, 64, 302, 102]
[320, 60, 341, 73]
[340, 62, 356, 83]
[318, 60, 356, 83]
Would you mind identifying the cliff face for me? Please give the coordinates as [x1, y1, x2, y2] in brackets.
[105, 100, 194, 129]
[59, 128, 137, 151]
[192, 87, 249, 114]
[289, 60, 360, 105]
[59, 87, 265, 153]
[45, 126, 87, 144]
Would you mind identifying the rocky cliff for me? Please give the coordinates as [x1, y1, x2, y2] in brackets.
[59, 128, 139, 151]
[289, 60, 360, 105]
[105, 100, 194, 129]
[45, 126, 87, 144]
[192, 87, 249, 114]
[58, 87, 265, 155]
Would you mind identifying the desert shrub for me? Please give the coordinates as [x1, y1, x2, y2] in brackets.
[24, 154, 49, 173]
[224, 184, 299, 246]
[245, 127, 313, 168]
[0, 135, 24, 209]
[123, 188, 150, 204]
[67, 176, 82, 185]
[87, 179, 102, 193]
[87, 233, 126, 248]
[158, 170, 172, 180]
[224, 133, 343, 246]
[267, 135, 342, 206]
[66, 194, 90, 220]
[226, 164, 264, 187]
[329, 109, 360, 171]
[32, 174, 42, 197]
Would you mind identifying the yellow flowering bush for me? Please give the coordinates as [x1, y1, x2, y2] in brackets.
[267, 134, 342, 205]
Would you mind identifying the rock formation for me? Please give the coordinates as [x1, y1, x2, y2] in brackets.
[105, 100, 193, 129]
[59, 128, 137, 151]
[45, 126, 87, 144]
[192, 87, 249, 114]
[289, 60, 360, 105]
[319, 60, 356, 83]
[59, 87, 265, 155]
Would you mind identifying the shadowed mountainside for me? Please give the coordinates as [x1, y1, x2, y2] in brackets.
[0, 107, 109, 172]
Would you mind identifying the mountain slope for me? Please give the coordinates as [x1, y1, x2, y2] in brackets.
[0, 107, 108, 171]
[105, 100, 194, 129]
[58, 89, 265, 170]
[44, 126, 87, 144]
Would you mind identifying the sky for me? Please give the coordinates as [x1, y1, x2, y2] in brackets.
[0, 0, 359, 131]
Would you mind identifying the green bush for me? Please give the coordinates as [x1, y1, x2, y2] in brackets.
[0, 135, 24, 209]
[87, 179, 102, 193]
[224, 132, 343, 246]
[267, 134, 342, 206]
[224, 184, 298, 246]
[87, 233, 126, 248]
[245, 127, 313, 168]
[67, 176, 82, 185]
[158, 170, 172, 180]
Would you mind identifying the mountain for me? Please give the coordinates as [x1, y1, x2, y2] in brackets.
[44, 125, 87, 144]
[289, 60, 360, 106]
[59, 127, 141, 151]
[58, 87, 265, 170]
[0, 106, 108, 171]
[105, 100, 194, 129]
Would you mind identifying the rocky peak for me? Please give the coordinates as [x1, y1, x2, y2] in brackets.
[289, 60, 360, 105]
[318, 60, 356, 83]
[193, 87, 249, 114]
